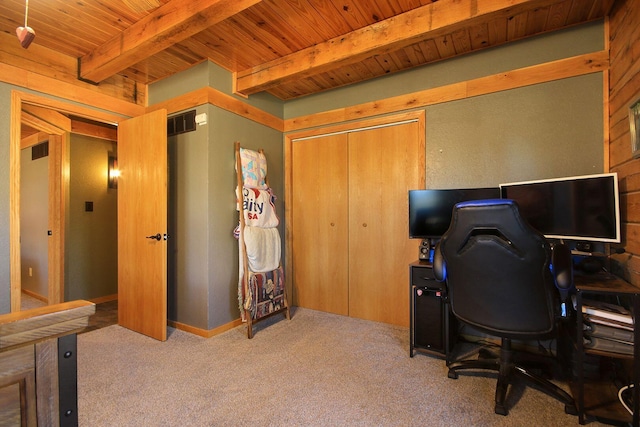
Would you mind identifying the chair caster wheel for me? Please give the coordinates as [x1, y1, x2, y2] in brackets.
[448, 370, 458, 379]
[494, 404, 508, 416]
[564, 404, 577, 415]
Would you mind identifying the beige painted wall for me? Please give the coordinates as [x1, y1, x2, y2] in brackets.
[20, 146, 48, 298]
[66, 134, 117, 301]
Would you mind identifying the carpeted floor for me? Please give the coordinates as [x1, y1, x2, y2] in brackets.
[77, 308, 610, 427]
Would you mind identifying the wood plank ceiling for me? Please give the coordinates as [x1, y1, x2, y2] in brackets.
[2, 0, 612, 104]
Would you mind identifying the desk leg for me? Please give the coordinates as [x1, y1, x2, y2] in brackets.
[410, 286, 415, 357]
[576, 292, 585, 425]
[444, 301, 452, 365]
[633, 295, 639, 427]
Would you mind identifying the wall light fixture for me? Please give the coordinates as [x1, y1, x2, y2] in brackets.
[108, 154, 119, 189]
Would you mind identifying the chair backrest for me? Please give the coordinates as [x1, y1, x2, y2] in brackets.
[437, 199, 558, 339]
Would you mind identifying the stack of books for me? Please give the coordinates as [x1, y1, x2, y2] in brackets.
[573, 295, 634, 355]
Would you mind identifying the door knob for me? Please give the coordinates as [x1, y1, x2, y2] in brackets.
[146, 233, 162, 241]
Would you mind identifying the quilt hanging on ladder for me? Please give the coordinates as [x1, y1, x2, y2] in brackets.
[234, 142, 289, 338]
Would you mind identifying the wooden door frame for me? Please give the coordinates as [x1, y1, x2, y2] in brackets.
[9, 90, 122, 312]
[19, 131, 67, 308]
[284, 110, 426, 309]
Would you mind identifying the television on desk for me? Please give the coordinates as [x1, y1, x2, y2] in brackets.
[408, 187, 501, 240]
[500, 172, 620, 244]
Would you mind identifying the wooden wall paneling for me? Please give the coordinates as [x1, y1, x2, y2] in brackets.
[610, 108, 632, 142]
[609, 128, 631, 168]
[291, 133, 349, 315]
[0, 32, 144, 107]
[623, 223, 640, 255]
[608, 4, 640, 91]
[609, 0, 640, 286]
[610, 73, 640, 128]
[0, 62, 145, 118]
[622, 192, 640, 223]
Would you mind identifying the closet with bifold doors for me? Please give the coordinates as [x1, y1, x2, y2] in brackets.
[290, 112, 425, 327]
[234, 142, 290, 338]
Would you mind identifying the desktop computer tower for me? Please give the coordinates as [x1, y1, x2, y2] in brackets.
[410, 262, 456, 358]
[412, 285, 445, 352]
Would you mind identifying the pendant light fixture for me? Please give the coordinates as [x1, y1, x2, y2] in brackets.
[16, 0, 35, 49]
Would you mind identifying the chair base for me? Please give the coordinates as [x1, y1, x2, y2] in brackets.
[447, 339, 576, 416]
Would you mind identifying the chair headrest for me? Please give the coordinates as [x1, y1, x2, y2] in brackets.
[456, 198, 512, 209]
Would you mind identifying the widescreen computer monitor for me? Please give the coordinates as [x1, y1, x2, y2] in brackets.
[408, 187, 501, 240]
[500, 172, 620, 243]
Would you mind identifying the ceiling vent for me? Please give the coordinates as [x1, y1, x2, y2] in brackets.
[167, 110, 196, 137]
[32, 141, 48, 160]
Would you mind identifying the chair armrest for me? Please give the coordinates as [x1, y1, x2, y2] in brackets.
[551, 243, 573, 296]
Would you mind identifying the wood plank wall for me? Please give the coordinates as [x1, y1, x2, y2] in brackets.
[609, 0, 640, 285]
[0, 31, 143, 108]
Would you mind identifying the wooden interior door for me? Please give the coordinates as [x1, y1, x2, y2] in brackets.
[292, 133, 349, 315]
[347, 121, 422, 326]
[117, 109, 168, 341]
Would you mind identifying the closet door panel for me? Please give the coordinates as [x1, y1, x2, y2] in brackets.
[348, 122, 421, 326]
[292, 134, 349, 315]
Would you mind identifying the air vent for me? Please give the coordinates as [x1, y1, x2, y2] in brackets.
[167, 110, 196, 137]
[32, 141, 49, 160]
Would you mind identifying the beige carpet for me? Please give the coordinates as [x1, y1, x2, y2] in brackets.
[77, 308, 608, 427]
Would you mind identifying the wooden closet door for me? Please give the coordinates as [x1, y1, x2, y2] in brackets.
[292, 134, 349, 315]
[348, 121, 422, 326]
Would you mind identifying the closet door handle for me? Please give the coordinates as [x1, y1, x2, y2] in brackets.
[146, 233, 162, 241]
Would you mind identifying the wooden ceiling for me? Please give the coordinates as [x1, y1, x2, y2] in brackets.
[2, 0, 613, 102]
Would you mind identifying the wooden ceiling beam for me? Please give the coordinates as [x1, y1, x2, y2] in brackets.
[71, 120, 118, 142]
[22, 105, 72, 133]
[21, 132, 50, 151]
[234, 0, 562, 96]
[79, 0, 261, 83]
[21, 112, 66, 136]
[21, 105, 71, 135]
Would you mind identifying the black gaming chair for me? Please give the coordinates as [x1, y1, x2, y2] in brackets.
[432, 199, 576, 416]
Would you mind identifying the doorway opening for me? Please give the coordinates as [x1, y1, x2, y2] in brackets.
[11, 90, 121, 312]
